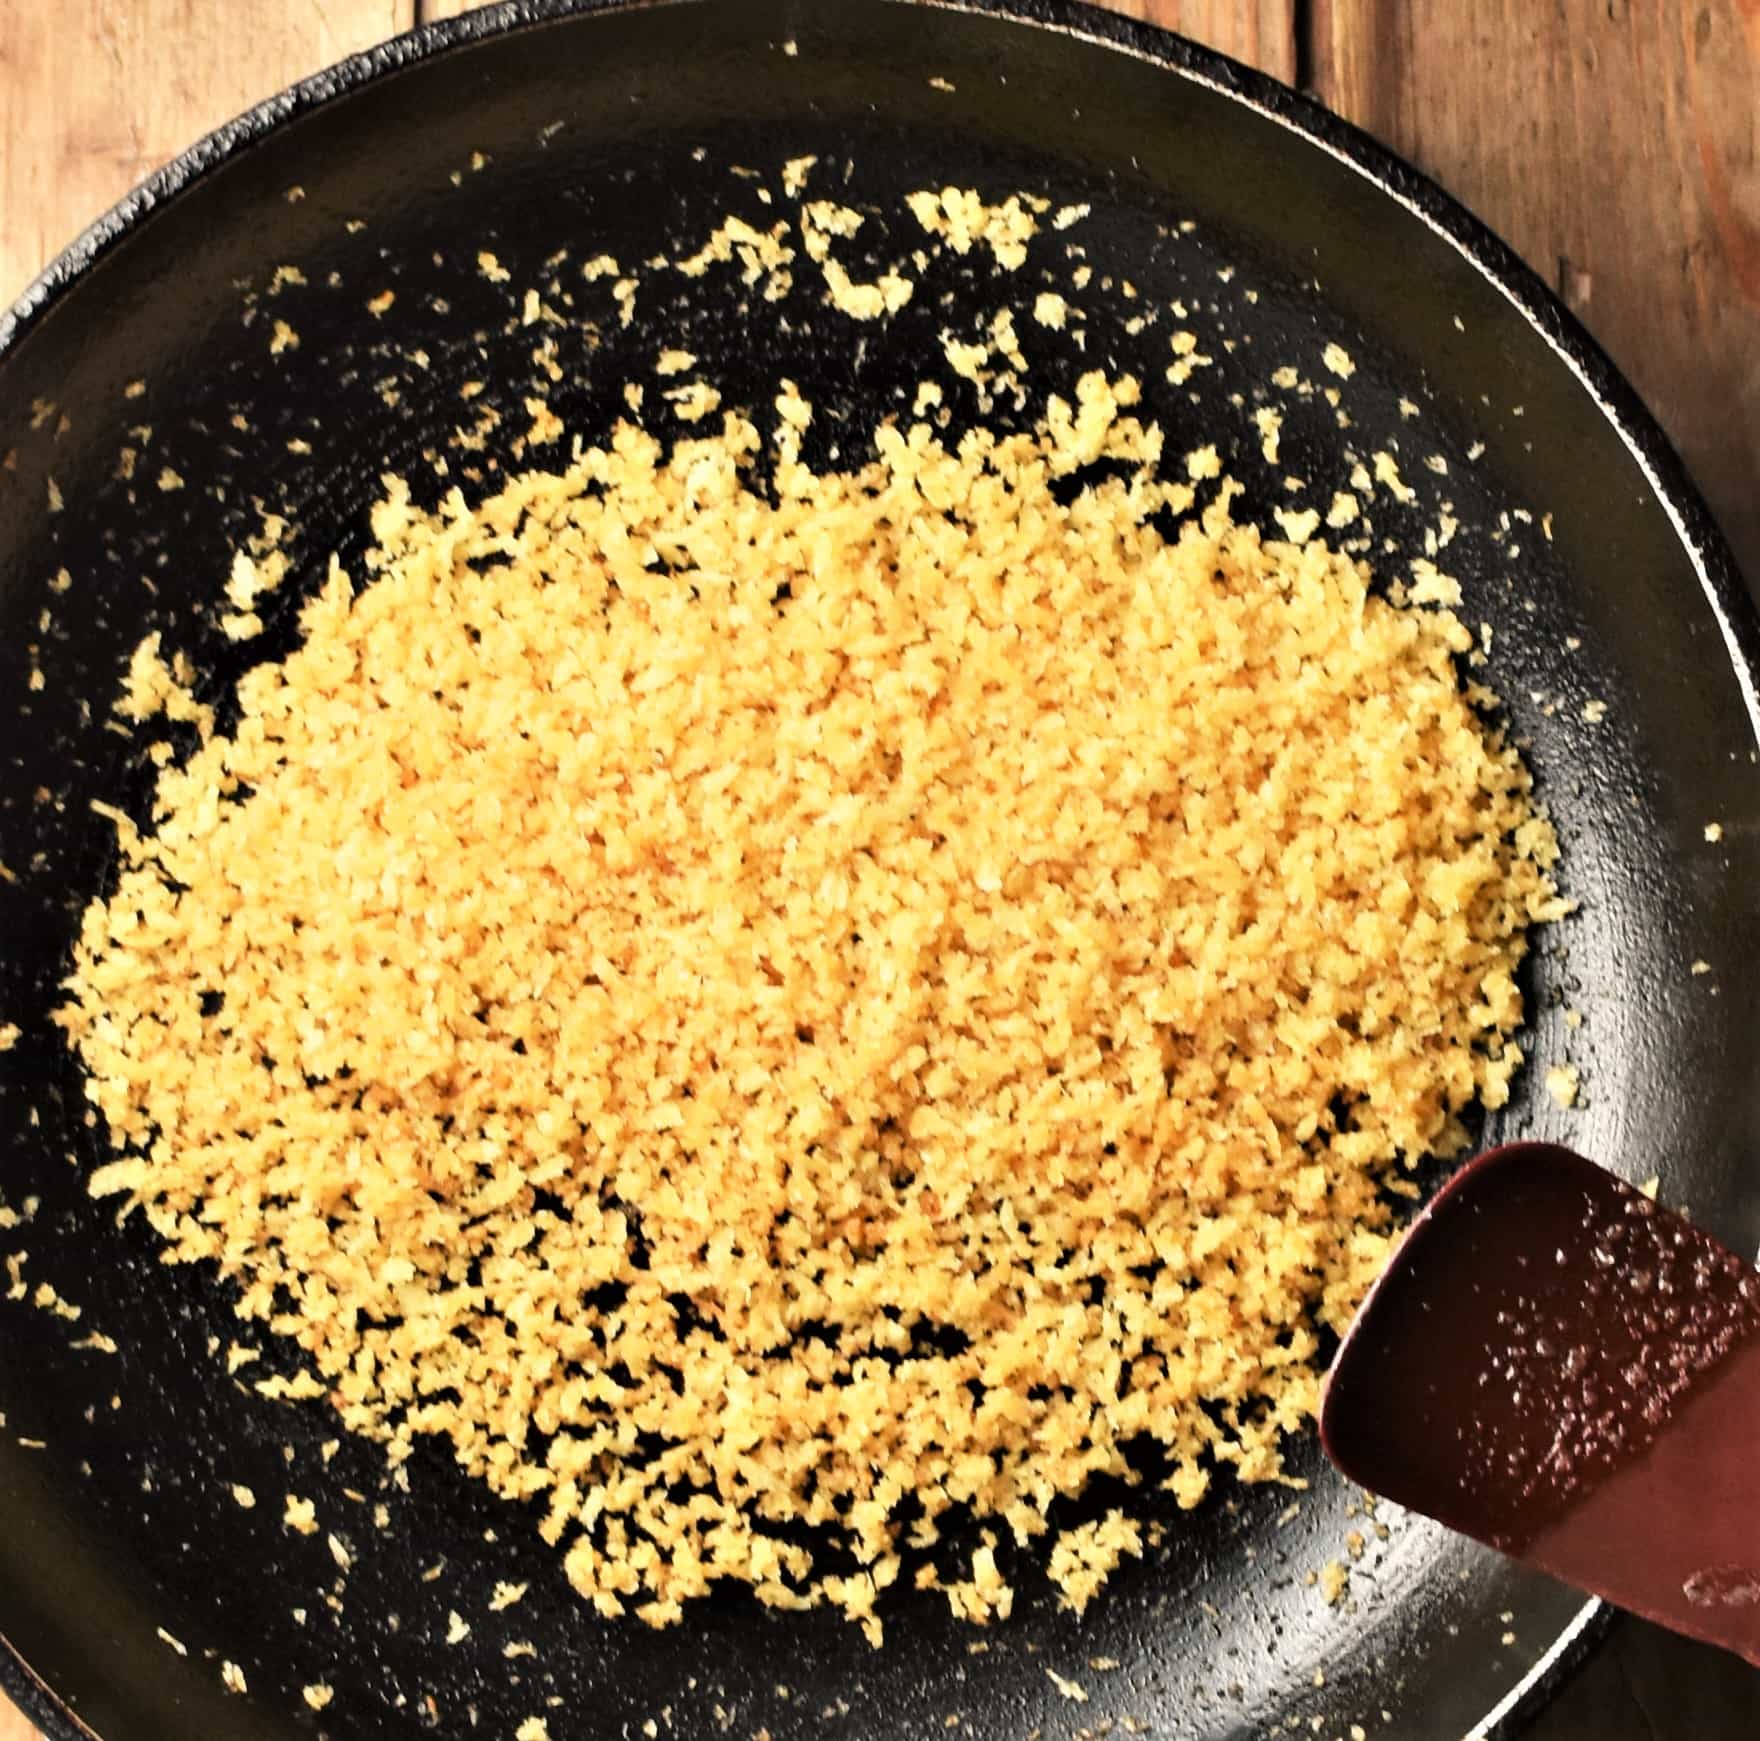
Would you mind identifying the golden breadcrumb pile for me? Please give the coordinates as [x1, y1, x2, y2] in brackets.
[61, 370, 1562, 1639]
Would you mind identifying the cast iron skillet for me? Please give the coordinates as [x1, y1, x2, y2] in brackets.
[1, 2, 1756, 1737]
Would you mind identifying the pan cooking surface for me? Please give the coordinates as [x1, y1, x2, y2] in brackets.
[2, 4, 1757, 1738]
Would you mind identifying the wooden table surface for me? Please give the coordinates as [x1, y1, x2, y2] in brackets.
[3, 2, 1757, 1737]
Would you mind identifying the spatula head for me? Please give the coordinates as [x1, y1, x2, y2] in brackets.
[1321, 1142, 1760, 1663]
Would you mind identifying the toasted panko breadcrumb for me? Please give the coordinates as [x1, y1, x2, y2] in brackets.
[64, 369, 1560, 1637]
[1047, 1512, 1143, 1615]
[113, 633, 213, 737]
[905, 187, 1039, 270]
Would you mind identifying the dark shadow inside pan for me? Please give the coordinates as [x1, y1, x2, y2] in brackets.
[1, 4, 1757, 1738]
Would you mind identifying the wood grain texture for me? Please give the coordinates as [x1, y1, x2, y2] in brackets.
[0, 0, 413, 308]
[1312, 0, 1760, 584]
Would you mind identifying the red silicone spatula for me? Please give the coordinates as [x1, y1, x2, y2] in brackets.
[1320, 1141, 1760, 1663]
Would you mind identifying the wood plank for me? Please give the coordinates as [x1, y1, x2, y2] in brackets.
[1101, 0, 1297, 81]
[0, 0, 412, 308]
[1311, 0, 1760, 584]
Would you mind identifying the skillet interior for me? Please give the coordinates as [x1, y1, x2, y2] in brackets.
[1, 3, 1757, 1737]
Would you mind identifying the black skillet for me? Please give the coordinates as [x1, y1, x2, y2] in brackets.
[1, 2, 1757, 1737]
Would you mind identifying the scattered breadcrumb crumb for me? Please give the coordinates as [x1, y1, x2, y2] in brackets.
[1705, 821, 1724, 843]
[905, 187, 1039, 271]
[1322, 343, 1356, 379]
[284, 1494, 318, 1535]
[1032, 292, 1068, 330]
[269, 321, 299, 357]
[221, 1661, 247, 1695]
[303, 1683, 334, 1711]
[663, 382, 722, 422]
[477, 251, 511, 284]
[446, 1611, 471, 1645]
[31, 1282, 80, 1323]
[1255, 406, 1282, 465]
[1372, 450, 1415, 504]
[525, 399, 565, 446]
[1407, 559, 1462, 608]
[231, 1484, 256, 1509]
[1545, 1064, 1580, 1109]
[1319, 1560, 1350, 1605]
[1048, 1513, 1143, 1615]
